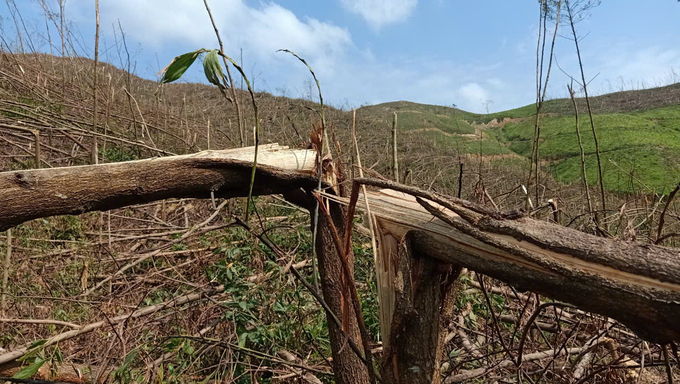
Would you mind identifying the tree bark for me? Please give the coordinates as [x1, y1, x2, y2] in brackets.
[0, 144, 316, 232]
[1, 150, 679, 347]
[380, 233, 461, 384]
[313, 198, 370, 384]
[325, 184, 680, 344]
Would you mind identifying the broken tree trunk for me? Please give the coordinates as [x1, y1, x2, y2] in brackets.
[314, 199, 370, 384]
[1, 147, 679, 354]
[323, 183, 680, 345]
[0, 144, 317, 232]
[380, 233, 461, 384]
[0, 145, 372, 383]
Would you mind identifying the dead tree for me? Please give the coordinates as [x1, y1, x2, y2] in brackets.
[1, 145, 679, 383]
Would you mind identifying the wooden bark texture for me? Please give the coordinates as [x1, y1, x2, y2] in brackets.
[1, 146, 678, 345]
[314, 201, 370, 384]
[0, 144, 316, 231]
[324, 189, 680, 344]
[380, 233, 461, 384]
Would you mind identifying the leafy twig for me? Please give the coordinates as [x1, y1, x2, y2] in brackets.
[160, 48, 260, 221]
[277, 49, 326, 292]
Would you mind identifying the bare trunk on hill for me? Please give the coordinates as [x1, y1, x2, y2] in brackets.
[528, 0, 562, 206]
[59, 0, 66, 95]
[568, 81, 594, 219]
[92, 0, 99, 165]
[203, 0, 245, 147]
[566, 0, 607, 221]
[392, 112, 399, 183]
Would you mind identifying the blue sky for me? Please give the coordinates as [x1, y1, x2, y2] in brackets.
[1, 0, 679, 113]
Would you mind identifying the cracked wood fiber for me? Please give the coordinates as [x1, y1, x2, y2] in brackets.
[323, 189, 680, 344]
[1, 146, 679, 345]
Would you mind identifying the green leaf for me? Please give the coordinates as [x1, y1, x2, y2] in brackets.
[53, 346, 64, 363]
[182, 342, 195, 356]
[28, 339, 47, 349]
[13, 357, 45, 379]
[273, 301, 286, 313]
[238, 332, 248, 348]
[203, 49, 224, 87]
[161, 50, 202, 83]
[18, 340, 47, 362]
[449, 349, 461, 359]
[123, 349, 139, 367]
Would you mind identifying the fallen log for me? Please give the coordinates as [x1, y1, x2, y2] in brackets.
[0, 145, 371, 384]
[0, 144, 317, 232]
[1, 148, 678, 346]
[322, 182, 680, 345]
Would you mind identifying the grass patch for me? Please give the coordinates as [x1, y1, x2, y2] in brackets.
[419, 130, 513, 156]
[552, 147, 680, 193]
[102, 146, 141, 163]
[492, 106, 680, 192]
[500, 112, 680, 158]
[396, 111, 475, 135]
[366, 99, 680, 193]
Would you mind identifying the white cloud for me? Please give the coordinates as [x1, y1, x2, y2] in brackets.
[340, 0, 418, 30]
[456, 83, 490, 112]
[64, 0, 525, 113]
[599, 46, 680, 89]
[71, 0, 352, 74]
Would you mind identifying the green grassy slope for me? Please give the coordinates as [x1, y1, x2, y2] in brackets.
[358, 101, 514, 156]
[365, 85, 680, 194]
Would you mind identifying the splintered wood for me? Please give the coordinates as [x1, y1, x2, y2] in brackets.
[322, 188, 680, 344]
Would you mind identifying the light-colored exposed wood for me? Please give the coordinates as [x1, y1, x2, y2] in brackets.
[1, 148, 679, 344]
[0, 144, 317, 232]
[323, 188, 680, 344]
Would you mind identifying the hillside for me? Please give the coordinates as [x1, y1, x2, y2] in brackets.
[362, 84, 680, 194]
[1, 53, 679, 384]
[2, 54, 677, 195]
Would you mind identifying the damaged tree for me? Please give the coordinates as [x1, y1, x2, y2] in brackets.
[326, 180, 680, 345]
[380, 234, 461, 384]
[1, 146, 679, 384]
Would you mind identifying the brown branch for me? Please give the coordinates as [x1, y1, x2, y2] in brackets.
[657, 182, 680, 244]
[445, 345, 596, 383]
[0, 145, 316, 232]
[313, 193, 377, 383]
[0, 318, 81, 330]
[0, 284, 227, 365]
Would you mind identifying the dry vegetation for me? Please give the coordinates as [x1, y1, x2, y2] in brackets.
[0, 7, 679, 384]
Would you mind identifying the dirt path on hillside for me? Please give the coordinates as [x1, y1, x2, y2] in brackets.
[453, 152, 524, 160]
[466, 117, 527, 130]
[406, 127, 480, 138]
[482, 153, 524, 160]
[405, 126, 528, 160]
